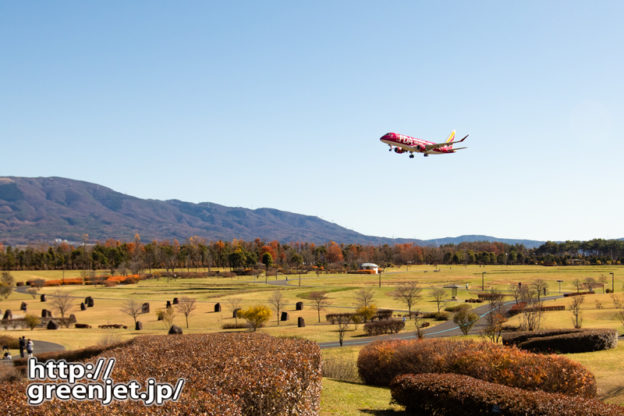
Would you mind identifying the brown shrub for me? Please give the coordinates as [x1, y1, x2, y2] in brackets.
[1, 333, 321, 415]
[357, 338, 596, 397]
[503, 328, 618, 353]
[390, 373, 624, 416]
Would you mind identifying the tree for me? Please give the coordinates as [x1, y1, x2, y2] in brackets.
[413, 310, 426, 339]
[569, 295, 585, 329]
[482, 289, 506, 343]
[335, 314, 351, 347]
[261, 252, 273, 284]
[520, 287, 543, 331]
[356, 304, 378, 323]
[237, 305, 271, 331]
[121, 299, 142, 325]
[531, 279, 548, 302]
[162, 307, 176, 328]
[176, 297, 197, 328]
[584, 277, 597, 293]
[509, 283, 522, 304]
[354, 288, 375, 308]
[227, 297, 243, 327]
[572, 279, 584, 293]
[268, 291, 286, 326]
[453, 308, 479, 335]
[431, 287, 446, 313]
[309, 291, 330, 323]
[24, 314, 41, 330]
[50, 291, 74, 327]
[391, 282, 422, 318]
[0, 272, 14, 300]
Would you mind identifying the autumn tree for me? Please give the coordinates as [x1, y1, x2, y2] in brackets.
[531, 279, 548, 302]
[227, 297, 243, 327]
[335, 314, 351, 347]
[453, 307, 479, 336]
[268, 291, 286, 326]
[237, 305, 271, 331]
[176, 297, 197, 328]
[24, 314, 41, 330]
[309, 291, 331, 323]
[392, 282, 422, 318]
[0, 272, 14, 300]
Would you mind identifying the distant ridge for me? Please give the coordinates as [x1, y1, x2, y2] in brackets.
[0, 176, 544, 247]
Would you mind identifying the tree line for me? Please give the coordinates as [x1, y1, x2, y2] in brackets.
[0, 236, 622, 272]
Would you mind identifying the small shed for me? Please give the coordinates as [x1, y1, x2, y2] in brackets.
[360, 263, 380, 274]
[443, 284, 462, 300]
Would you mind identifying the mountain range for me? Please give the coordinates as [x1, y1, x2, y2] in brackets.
[0, 176, 545, 247]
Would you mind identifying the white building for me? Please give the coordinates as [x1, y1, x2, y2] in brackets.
[360, 263, 380, 274]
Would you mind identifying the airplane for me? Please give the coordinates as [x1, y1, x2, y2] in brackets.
[380, 130, 468, 158]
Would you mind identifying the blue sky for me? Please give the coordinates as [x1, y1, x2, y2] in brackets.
[1, 1, 622, 241]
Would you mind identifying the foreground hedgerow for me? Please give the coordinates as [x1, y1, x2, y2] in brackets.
[357, 338, 596, 397]
[0, 333, 321, 415]
[502, 328, 618, 353]
[390, 373, 624, 416]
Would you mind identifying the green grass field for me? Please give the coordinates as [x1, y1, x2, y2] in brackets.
[2, 265, 624, 412]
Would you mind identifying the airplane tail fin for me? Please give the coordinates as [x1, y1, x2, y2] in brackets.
[445, 130, 456, 143]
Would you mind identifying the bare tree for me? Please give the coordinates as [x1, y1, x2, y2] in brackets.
[354, 288, 375, 308]
[335, 314, 351, 347]
[509, 283, 522, 304]
[572, 279, 584, 293]
[162, 306, 176, 328]
[121, 299, 142, 325]
[584, 277, 597, 293]
[176, 297, 197, 328]
[227, 297, 243, 327]
[391, 282, 422, 318]
[413, 310, 425, 339]
[520, 287, 543, 331]
[482, 289, 506, 343]
[431, 287, 446, 313]
[569, 295, 585, 328]
[50, 291, 74, 327]
[309, 291, 331, 323]
[268, 291, 286, 326]
[531, 279, 548, 302]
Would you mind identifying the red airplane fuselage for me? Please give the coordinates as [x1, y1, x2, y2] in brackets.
[380, 132, 455, 155]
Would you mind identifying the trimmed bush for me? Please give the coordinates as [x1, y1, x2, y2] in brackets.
[390, 373, 624, 416]
[507, 301, 527, 316]
[357, 338, 596, 397]
[422, 311, 449, 320]
[503, 328, 618, 353]
[363, 319, 405, 336]
[222, 322, 249, 329]
[444, 304, 471, 313]
[1, 333, 322, 415]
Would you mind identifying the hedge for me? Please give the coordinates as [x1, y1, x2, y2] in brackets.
[503, 328, 618, 353]
[1, 333, 322, 415]
[390, 373, 624, 416]
[422, 311, 449, 320]
[357, 338, 596, 397]
[363, 319, 405, 336]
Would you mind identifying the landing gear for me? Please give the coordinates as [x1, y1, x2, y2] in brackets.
[388, 147, 392, 152]
[409, 154, 414, 159]
[423, 154, 429, 157]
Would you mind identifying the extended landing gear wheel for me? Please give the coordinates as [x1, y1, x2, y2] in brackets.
[409, 154, 414, 159]
[388, 147, 392, 152]
[424, 154, 429, 157]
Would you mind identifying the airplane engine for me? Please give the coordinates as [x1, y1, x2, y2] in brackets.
[394, 147, 406, 154]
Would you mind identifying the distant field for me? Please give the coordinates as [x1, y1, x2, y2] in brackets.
[2, 264, 624, 411]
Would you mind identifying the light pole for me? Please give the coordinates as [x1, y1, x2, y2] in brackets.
[557, 279, 563, 294]
[481, 272, 486, 291]
[610, 272, 615, 293]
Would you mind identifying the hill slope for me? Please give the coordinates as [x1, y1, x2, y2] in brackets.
[0, 176, 543, 247]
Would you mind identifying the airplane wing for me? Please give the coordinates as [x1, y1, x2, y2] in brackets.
[424, 134, 469, 151]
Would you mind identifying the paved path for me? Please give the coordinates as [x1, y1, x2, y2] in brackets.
[318, 295, 563, 349]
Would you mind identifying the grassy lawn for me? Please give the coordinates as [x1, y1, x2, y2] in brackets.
[2, 265, 624, 412]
